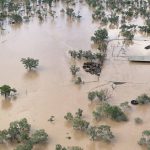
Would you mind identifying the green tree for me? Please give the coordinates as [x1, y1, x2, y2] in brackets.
[64, 112, 73, 121]
[0, 130, 8, 143]
[21, 57, 39, 71]
[87, 125, 114, 142]
[0, 85, 17, 98]
[136, 94, 150, 104]
[8, 118, 31, 142]
[91, 29, 108, 43]
[0, 0, 6, 10]
[93, 103, 128, 122]
[31, 129, 48, 144]
[88, 91, 96, 102]
[10, 14, 22, 23]
[138, 130, 150, 150]
[15, 141, 33, 150]
[70, 65, 80, 76]
[43, 0, 53, 7]
[0, 118, 48, 149]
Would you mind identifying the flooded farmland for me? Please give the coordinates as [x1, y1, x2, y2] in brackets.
[1, 0, 150, 150]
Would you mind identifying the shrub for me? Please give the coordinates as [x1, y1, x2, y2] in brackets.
[0, 118, 48, 149]
[64, 109, 114, 142]
[136, 94, 150, 104]
[135, 117, 143, 124]
[138, 130, 150, 150]
[10, 14, 22, 23]
[0, 85, 17, 98]
[91, 29, 108, 43]
[93, 103, 128, 122]
[88, 89, 110, 102]
[87, 125, 114, 142]
[70, 65, 80, 76]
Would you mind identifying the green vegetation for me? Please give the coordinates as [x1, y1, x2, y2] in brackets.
[138, 130, 150, 150]
[74, 77, 84, 85]
[93, 103, 128, 122]
[0, 85, 17, 98]
[120, 101, 131, 111]
[70, 65, 80, 76]
[66, 8, 75, 18]
[10, 14, 23, 23]
[69, 50, 105, 62]
[64, 109, 89, 132]
[87, 125, 114, 142]
[0, 118, 48, 150]
[91, 29, 108, 43]
[136, 94, 150, 104]
[64, 109, 114, 142]
[21, 57, 39, 71]
[56, 144, 83, 150]
[88, 89, 110, 103]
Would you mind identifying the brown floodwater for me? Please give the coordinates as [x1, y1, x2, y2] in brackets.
[0, 1, 150, 150]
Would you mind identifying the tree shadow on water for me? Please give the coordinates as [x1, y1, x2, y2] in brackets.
[24, 70, 39, 80]
[1, 98, 12, 109]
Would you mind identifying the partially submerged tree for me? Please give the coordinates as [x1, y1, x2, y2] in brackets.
[138, 130, 150, 150]
[87, 125, 114, 142]
[136, 94, 150, 104]
[135, 117, 143, 124]
[0, 85, 17, 98]
[88, 89, 110, 103]
[93, 103, 128, 122]
[91, 29, 108, 43]
[64, 109, 114, 142]
[10, 14, 23, 23]
[31, 129, 48, 144]
[70, 65, 80, 76]
[56, 144, 83, 150]
[0, 118, 48, 149]
[21, 57, 39, 71]
[120, 101, 131, 111]
[74, 77, 84, 84]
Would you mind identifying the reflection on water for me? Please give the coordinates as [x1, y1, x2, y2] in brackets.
[1, 99, 12, 109]
[24, 70, 39, 80]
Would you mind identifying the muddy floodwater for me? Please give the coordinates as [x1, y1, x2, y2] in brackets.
[1, 1, 150, 150]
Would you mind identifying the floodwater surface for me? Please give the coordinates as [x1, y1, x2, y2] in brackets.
[0, 1, 150, 150]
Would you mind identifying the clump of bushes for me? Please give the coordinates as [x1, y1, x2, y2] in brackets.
[88, 89, 110, 103]
[93, 103, 128, 122]
[10, 14, 22, 23]
[64, 109, 114, 142]
[0, 85, 17, 99]
[0, 118, 48, 150]
[136, 94, 150, 104]
[69, 50, 105, 61]
[70, 65, 80, 76]
[74, 77, 84, 84]
[91, 29, 108, 43]
[135, 117, 143, 124]
[64, 109, 89, 132]
[120, 101, 131, 111]
[56, 144, 83, 150]
[138, 130, 150, 150]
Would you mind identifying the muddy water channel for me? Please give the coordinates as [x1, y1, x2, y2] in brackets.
[0, 1, 150, 150]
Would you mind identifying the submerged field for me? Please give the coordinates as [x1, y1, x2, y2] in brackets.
[1, 0, 150, 150]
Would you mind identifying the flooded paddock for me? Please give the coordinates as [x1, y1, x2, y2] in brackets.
[0, 1, 150, 150]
